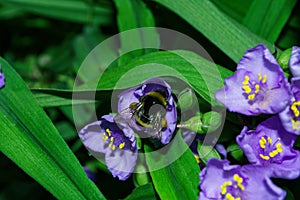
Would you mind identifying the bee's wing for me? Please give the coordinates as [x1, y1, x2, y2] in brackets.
[114, 107, 133, 124]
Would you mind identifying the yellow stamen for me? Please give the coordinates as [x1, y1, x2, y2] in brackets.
[225, 193, 234, 200]
[269, 151, 278, 158]
[258, 73, 262, 80]
[194, 155, 201, 164]
[291, 101, 300, 117]
[102, 133, 108, 141]
[119, 142, 125, 149]
[106, 128, 111, 136]
[292, 118, 300, 130]
[110, 137, 114, 142]
[262, 74, 267, 83]
[243, 85, 252, 93]
[267, 137, 272, 144]
[243, 75, 250, 85]
[233, 174, 243, 183]
[260, 154, 270, 160]
[276, 143, 282, 153]
[255, 84, 260, 93]
[248, 94, 255, 100]
[109, 142, 115, 150]
[259, 136, 266, 149]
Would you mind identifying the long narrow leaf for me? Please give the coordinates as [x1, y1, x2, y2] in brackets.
[0, 0, 112, 24]
[145, 134, 200, 200]
[243, 0, 297, 43]
[0, 58, 105, 200]
[92, 50, 233, 105]
[154, 0, 275, 63]
[114, 0, 159, 65]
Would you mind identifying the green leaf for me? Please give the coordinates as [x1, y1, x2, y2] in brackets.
[92, 50, 233, 106]
[145, 133, 200, 200]
[154, 0, 275, 63]
[197, 141, 221, 165]
[33, 91, 96, 107]
[243, 0, 297, 43]
[0, 58, 105, 200]
[227, 143, 243, 161]
[210, 0, 252, 23]
[0, 0, 112, 24]
[114, 0, 159, 65]
[123, 183, 157, 200]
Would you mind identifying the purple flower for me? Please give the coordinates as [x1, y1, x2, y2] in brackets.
[79, 114, 137, 181]
[83, 166, 96, 182]
[199, 158, 286, 200]
[279, 77, 300, 135]
[0, 72, 5, 89]
[237, 116, 300, 179]
[215, 44, 291, 115]
[289, 46, 300, 77]
[117, 78, 177, 144]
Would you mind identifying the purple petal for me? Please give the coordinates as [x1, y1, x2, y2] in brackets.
[237, 44, 283, 87]
[216, 44, 291, 115]
[237, 116, 300, 179]
[200, 159, 233, 199]
[83, 166, 96, 182]
[289, 46, 300, 77]
[105, 148, 137, 181]
[280, 77, 300, 135]
[79, 121, 107, 153]
[215, 69, 254, 115]
[199, 158, 286, 199]
[241, 165, 286, 199]
[79, 114, 137, 181]
[0, 73, 5, 88]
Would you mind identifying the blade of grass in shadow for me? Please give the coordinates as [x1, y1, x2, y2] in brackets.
[243, 0, 297, 43]
[210, 0, 252, 23]
[154, 0, 275, 63]
[0, 0, 112, 24]
[114, 0, 159, 66]
[0, 58, 106, 200]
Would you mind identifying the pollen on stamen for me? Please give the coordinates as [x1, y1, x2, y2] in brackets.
[260, 154, 270, 160]
[258, 73, 262, 80]
[102, 133, 109, 141]
[243, 76, 249, 85]
[243, 85, 251, 93]
[259, 136, 266, 149]
[106, 128, 111, 136]
[267, 137, 272, 144]
[262, 74, 267, 84]
[119, 142, 125, 149]
[248, 94, 255, 100]
[255, 84, 260, 93]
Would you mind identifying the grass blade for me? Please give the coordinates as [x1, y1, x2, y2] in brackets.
[154, 0, 275, 63]
[243, 0, 297, 43]
[0, 58, 106, 200]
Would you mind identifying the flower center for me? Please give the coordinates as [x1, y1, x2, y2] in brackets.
[102, 128, 127, 151]
[258, 136, 282, 162]
[290, 101, 300, 130]
[242, 73, 267, 102]
[220, 174, 246, 200]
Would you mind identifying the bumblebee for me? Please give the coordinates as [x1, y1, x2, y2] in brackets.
[116, 90, 169, 140]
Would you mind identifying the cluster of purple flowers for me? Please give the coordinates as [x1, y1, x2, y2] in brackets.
[200, 44, 300, 199]
[79, 78, 177, 180]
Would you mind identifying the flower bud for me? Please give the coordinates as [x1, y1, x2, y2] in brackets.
[278, 48, 292, 71]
